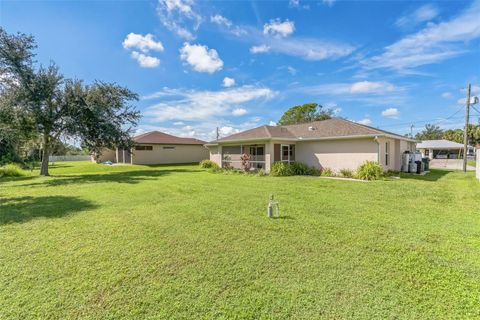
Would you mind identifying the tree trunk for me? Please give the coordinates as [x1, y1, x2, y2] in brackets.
[40, 136, 50, 176]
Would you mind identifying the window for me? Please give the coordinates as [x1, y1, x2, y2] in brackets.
[385, 142, 390, 166]
[163, 146, 175, 150]
[281, 144, 295, 163]
[222, 146, 242, 155]
[135, 145, 153, 151]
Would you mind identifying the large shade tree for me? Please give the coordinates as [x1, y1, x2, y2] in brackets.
[0, 28, 140, 175]
[278, 103, 333, 125]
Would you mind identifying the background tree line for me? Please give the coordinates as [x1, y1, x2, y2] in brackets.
[413, 123, 480, 145]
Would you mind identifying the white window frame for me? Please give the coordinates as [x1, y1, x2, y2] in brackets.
[281, 144, 292, 163]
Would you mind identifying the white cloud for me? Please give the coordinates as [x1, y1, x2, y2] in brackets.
[395, 4, 439, 28]
[122, 33, 164, 53]
[295, 82, 404, 106]
[209, 14, 246, 36]
[363, 0, 480, 71]
[289, 0, 299, 7]
[173, 121, 185, 125]
[223, 77, 236, 87]
[457, 97, 480, 105]
[252, 36, 354, 60]
[232, 108, 247, 116]
[131, 51, 160, 68]
[157, 0, 202, 40]
[287, 66, 297, 75]
[302, 81, 397, 95]
[357, 118, 372, 126]
[269, 121, 277, 126]
[219, 126, 239, 136]
[143, 85, 276, 122]
[250, 45, 270, 54]
[461, 84, 480, 95]
[350, 81, 396, 93]
[381, 108, 400, 118]
[263, 19, 295, 37]
[322, 0, 336, 7]
[441, 92, 453, 99]
[210, 14, 232, 27]
[179, 43, 224, 73]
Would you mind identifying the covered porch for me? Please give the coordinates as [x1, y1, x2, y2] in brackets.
[217, 142, 296, 172]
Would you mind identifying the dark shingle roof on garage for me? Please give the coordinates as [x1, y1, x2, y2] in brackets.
[134, 131, 206, 145]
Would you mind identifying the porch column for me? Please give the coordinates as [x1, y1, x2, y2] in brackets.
[265, 142, 274, 173]
[428, 149, 433, 159]
[218, 145, 223, 168]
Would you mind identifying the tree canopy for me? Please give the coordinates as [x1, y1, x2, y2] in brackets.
[278, 103, 333, 126]
[415, 123, 480, 146]
[414, 124, 444, 141]
[0, 28, 140, 175]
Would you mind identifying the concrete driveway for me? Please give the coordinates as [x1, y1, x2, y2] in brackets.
[429, 159, 475, 171]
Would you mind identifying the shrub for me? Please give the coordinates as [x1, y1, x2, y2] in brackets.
[270, 162, 294, 176]
[321, 167, 334, 177]
[290, 162, 317, 175]
[257, 169, 267, 177]
[356, 161, 383, 180]
[271, 162, 320, 176]
[339, 168, 355, 178]
[0, 164, 30, 178]
[199, 160, 220, 169]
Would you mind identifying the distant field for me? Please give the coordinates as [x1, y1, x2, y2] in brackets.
[1, 162, 480, 319]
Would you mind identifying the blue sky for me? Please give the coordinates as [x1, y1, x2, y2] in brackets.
[1, 0, 480, 140]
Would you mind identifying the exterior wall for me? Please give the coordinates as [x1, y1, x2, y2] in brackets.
[132, 144, 209, 165]
[93, 148, 116, 163]
[295, 138, 378, 172]
[209, 137, 415, 173]
[209, 146, 222, 167]
[377, 137, 397, 171]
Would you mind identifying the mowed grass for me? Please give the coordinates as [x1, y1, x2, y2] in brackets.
[1, 162, 480, 319]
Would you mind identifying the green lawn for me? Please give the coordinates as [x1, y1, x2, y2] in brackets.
[1, 162, 480, 319]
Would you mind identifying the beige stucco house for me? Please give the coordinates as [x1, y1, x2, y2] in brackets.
[205, 118, 416, 173]
[95, 131, 209, 165]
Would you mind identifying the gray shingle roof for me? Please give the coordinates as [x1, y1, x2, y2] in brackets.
[417, 139, 468, 149]
[214, 118, 414, 143]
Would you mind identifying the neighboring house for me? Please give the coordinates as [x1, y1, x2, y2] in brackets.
[205, 118, 416, 173]
[417, 139, 475, 159]
[95, 131, 209, 165]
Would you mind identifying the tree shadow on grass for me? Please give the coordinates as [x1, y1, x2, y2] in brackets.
[0, 196, 97, 225]
[399, 169, 452, 182]
[19, 168, 203, 188]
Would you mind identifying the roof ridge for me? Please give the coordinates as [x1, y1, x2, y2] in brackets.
[263, 125, 273, 138]
[275, 118, 336, 128]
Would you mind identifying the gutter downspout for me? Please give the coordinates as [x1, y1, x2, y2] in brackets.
[374, 136, 380, 163]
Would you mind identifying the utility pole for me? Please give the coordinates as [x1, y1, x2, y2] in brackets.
[410, 124, 414, 138]
[216, 127, 219, 140]
[462, 83, 471, 172]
